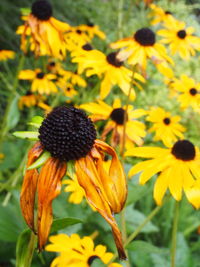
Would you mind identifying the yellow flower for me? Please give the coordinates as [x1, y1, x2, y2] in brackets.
[18, 69, 57, 95]
[60, 70, 87, 88]
[17, 0, 70, 58]
[169, 74, 200, 110]
[157, 16, 200, 59]
[72, 49, 145, 99]
[63, 175, 85, 204]
[46, 233, 122, 267]
[80, 98, 146, 149]
[77, 23, 106, 40]
[149, 4, 173, 25]
[0, 153, 4, 161]
[56, 79, 78, 98]
[110, 27, 173, 74]
[126, 140, 200, 206]
[146, 107, 186, 147]
[0, 49, 15, 61]
[18, 106, 127, 258]
[185, 179, 200, 209]
[18, 93, 43, 109]
[65, 27, 91, 52]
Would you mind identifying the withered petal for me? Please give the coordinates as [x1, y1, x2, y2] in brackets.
[37, 157, 67, 251]
[75, 155, 126, 260]
[20, 142, 43, 231]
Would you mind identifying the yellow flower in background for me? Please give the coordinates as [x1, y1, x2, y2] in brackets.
[149, 4, 173, 25]
[63, 175, 85, 204]
[18, 92, 44, 109]
[80, 98, 146, 149]
[157, 16, 200, 59]
[18, 0, 70, 58]
[56, 79, 78, 98]
[110, 28, 173, 74]
[60, 70, 87, 88]
[46, 60, 64, 75]
[0, 153, 5, 162]
[0, 49, 15, 61]
[65, 27, 90, 52]
[126, 140, 200, 206]
[185, 179, 200, 209]
[146, 107, 186, 147]
[46, 233, 122, 267]
[18, 69, 57, 95]
[169, 74, 200, 110]
[72, 49, 145, 99]
[77, 23, 106, 40]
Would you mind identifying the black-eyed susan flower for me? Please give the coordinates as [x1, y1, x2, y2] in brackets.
[146, 107, 186, 147]
[15, 106, 127, 259]
[110, 27, 173, 75]
[18, 0, 70, 58]
[77, 23, 106, 40]
[80, 98, 146, 149]
[18, 69, 57, 95]
[185, 179, 200, 209]
[126, 140, 200, 206]
[65, 27, 91, 52]
[46, 233, 122, 267]
[18, 92, 44, 109]
[63, 175, 85, 204]
[72, 49, 145, 99]
[149, 4, 173, 25]
[56, 79, 78, 98]
[169, 74, 200, 110]
[157, 17, 200, 59]
[60, 70, 87, 88]
[0, 49, 15, 61]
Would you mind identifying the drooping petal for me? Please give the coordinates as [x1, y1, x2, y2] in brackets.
[37, 157, 67, 250]
[20, 142, 43, 231]
[75, 155, 126, 260]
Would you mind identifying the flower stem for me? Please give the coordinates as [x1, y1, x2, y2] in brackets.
[171, 201, 179, 267]
[24, 232, 37, 267]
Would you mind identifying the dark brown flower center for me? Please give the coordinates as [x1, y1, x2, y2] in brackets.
[82, 43, 93, 51]
[110, 108, 126, 125]
[165, 11, 172, 15]
[189, 88, 197, 96]
[177, 30, 186, 39]
[36, 72, 45, 79]
[76, 29, 82, 34]
[134, 28, 156, 46]
[106, 52, 123, 67]
[39, 106, 96, 161]
[87, 23, 94, 27]
[49, 61, 56, 67]
[31, 0, 52, 21]
[163, 118, 171, 125]
[87, 256, 100, 266]
[171, 140, 195, 161]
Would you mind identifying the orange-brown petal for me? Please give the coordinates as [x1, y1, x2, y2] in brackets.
[20, 142, 44, 231]
[37, 157, 67, 250]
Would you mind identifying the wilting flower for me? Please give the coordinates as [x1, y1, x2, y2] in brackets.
[72, 49, 145, 99]
[146, 107, 186, 147]
[110, 27, 173, 76]
[157, 16, 200, 59]
[77, 23, 106, 40]
[126, 140, 200, 206]
[80, 98, 146, 149]
[46, 233, 122, 267]
[18, 93, 41, 109]
[17, 0, 70, 58]
[149, 4, 173, 25]
[169, 74, 200, 110]
[16, 106, 127, 259]
[0, 49, 15, 61]
[18, 69, 57, 95]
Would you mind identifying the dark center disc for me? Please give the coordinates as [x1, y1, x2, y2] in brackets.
[31, 0, 53, 21]
[171, 140, 195, 161]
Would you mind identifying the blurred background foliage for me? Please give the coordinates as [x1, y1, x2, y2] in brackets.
[1, 0, 200, 266]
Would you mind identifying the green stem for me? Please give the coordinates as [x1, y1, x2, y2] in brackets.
[117, 0, 124, 39]
[24, 232, 37, 267]
[171, 201, 179, 267]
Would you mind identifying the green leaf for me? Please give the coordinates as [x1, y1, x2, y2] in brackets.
[27, 116, 43, 128]
[16, 229, 35, 267]
[27, 151, 50, 170]
[13, 131, 39, 140]
[51, 217, 82, 233]
[127, 241, 162, 254]
[6, 96, 20, 131]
